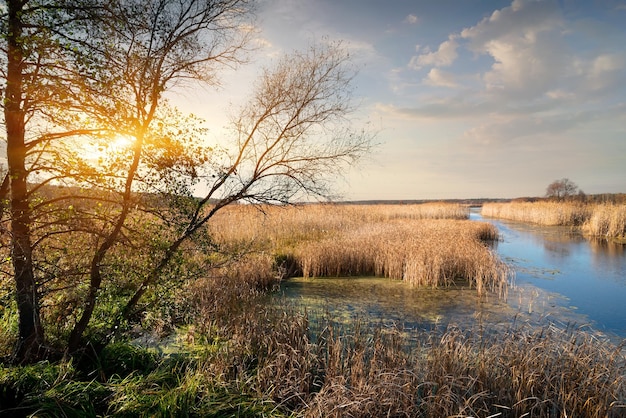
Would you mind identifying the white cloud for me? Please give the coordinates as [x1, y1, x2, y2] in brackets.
[545, 89, 575, 101]
[401, 0, 626, 113]
[408, 36, 458, 70]
[458, 0, 568, 99]
[404, 14, 419, 25]
[423, 68, 458, 88]
[460, 0, 562, 48]
[586, 53, 626, 90]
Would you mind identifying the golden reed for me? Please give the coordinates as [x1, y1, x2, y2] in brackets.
[208, 203, 509, 296]
[482, 201, 626, 240]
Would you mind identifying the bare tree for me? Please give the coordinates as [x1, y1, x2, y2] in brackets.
[545, 178, 579, 200]
[2, 0, 371, 363]
[114, 41, 373, 334]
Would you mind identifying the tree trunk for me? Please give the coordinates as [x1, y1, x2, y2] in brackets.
[5, 0, 45, 363]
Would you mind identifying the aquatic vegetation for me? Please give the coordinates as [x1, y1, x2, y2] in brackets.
[295, 219, 507, 296]
[207, 203, 507, 296]
[483, 201, 626, 240]
[208, 202, 470, 249]
[481, 201, 591, 226]
[582, 203, 626, 241]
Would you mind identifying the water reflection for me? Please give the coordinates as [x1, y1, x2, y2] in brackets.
[271, 212, 626, 342]
[477, 210, 626, 338]
[588, 239, 626, 283]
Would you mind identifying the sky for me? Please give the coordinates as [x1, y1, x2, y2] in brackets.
[196, 0, 626, 200]
[2, 0, 624, 200]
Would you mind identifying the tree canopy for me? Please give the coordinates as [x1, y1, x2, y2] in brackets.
[1, 0, 371, 363]
[545, 178, 580, 200]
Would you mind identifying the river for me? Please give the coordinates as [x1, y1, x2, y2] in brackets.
[276, 210, 626, 340]
[474, 209, 626, 338]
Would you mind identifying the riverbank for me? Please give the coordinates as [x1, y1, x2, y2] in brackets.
[481, 201, 626, 241]
[2, 304, 625, 417]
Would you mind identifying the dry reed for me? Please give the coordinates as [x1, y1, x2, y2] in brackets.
[582, 204, 626, 241]
[294, 219, 508, 296]
[481, 201, 590, 226]
[482, 201, 626, 240]
[186, 285, 626, 418]
[205, 203, 507, 296]
[208, 202, 469, 247]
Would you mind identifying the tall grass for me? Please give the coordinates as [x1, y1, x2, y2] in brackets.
[208, 202, 469, 248]
[482, 201, 626, 240]
[582, 204, 626, 241]
[182, 279, 626, 418]
[0, 293, 17, 360]
[207, 203, 507, 296]
[295, 219, 507, 296]
[481, 201, 590, 226]
[4, 314, 623, 417]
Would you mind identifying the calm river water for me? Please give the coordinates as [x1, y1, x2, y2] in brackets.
[276, 209, 626, 340]
[474, 209, 626, 338]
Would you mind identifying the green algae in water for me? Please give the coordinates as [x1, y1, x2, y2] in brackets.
[270, 277, 592, 342]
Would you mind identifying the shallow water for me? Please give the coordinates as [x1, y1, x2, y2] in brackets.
[273, 209, 626, 340]
[475, 209, 626, 338]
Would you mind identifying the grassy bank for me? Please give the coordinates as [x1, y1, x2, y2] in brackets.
[2, 294, 625, 417]
[482, 201, 626, 240]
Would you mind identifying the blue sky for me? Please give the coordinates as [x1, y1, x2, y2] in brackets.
[217, 0, 625, 200]
[4, 0, 622, 200]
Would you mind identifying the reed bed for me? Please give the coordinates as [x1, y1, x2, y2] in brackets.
[183, 280, 626, 418]
[208, 202, 469, 247]
[481, 201, 591, 226]
[582, 204, 626, 241]
[5, 296, 624, 418]
[294, 219, 508, 296]
[205, 203, 507, 296]
[482, 201, 626, 240]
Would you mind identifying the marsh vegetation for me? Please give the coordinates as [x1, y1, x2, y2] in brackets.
[2, 202, 625, 417]
[209, 203, 508, 296]
[482, 201, 626, 241]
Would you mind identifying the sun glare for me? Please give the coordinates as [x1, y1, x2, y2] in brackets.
[82, 134, 135, 163]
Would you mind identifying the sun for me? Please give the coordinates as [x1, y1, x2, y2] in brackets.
[81, 134, 136, 163]
[107, 134, 135, 155]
